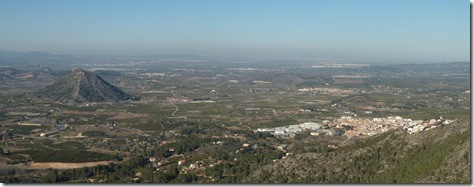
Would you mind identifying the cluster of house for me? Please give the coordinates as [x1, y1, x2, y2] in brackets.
[148, 154, 206, 175]
[297, 87, 359, 94]
[180, 160, 205, 174]
[256, 122, 333, 137]
[402, 118, 454, 134]
[328, 115, 454, 137]
[256, 115, 455, 139]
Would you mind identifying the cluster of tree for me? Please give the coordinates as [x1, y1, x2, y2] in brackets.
[0, 131, 14, 141]
[228, 129, 273, 139]
[82, 131, 107, 137]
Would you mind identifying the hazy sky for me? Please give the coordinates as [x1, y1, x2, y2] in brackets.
[0, 0, 469, 62]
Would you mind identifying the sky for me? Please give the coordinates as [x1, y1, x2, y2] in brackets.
[0, 0, 470, 63]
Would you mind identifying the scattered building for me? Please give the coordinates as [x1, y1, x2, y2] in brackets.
[277, 144, 287, 151]
[317, 129, 338, 136]
[17, 122, 41, 126]
[40, 130, 59, 137]
[76, 132, 85, 138]
[257, 122, 321, 137]
[25, 113, 41, 117]
[310, 132, 320, 136]
[331, 116, 454, 137]
[299, 122, 321, 130]
[274, 129, 285, 135]
[178, 159, 186, 166]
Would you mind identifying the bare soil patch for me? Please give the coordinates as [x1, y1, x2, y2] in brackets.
[110, 112, 148, 119]
[19, 161, 113, 169]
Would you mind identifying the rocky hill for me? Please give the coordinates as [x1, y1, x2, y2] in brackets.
[244, 118, 470, 183]
[0, 67, 24, 80]
[34, 69, 136, 104]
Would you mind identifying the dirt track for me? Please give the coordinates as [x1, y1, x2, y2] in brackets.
[20, 161, 112, 169]
[110, 112, 148, 119]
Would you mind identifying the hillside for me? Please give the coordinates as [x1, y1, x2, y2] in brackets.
[0, 67, 25, 80]
[34, 69, 135, 104]
[244, 118, 470, 183]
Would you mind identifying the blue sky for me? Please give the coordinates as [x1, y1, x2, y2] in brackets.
[0, 0, 469, 62]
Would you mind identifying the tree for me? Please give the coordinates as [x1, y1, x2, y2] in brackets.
[152, 172, 168, 183]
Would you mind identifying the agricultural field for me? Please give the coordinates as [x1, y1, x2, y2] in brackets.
[0, 60, 470, 183]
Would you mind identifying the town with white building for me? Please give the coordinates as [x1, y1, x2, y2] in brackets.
[256, 116, 455, 139]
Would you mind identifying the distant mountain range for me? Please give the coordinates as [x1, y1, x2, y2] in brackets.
[34, 69, 137, 104]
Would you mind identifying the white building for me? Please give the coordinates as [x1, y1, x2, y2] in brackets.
[300, 122, 321, 130]
[274, 129, 285, 134]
